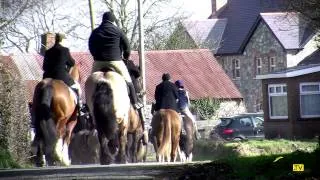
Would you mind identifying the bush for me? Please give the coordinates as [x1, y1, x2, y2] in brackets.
[191, 98, 221, 120]
[0, 62, 31, 166]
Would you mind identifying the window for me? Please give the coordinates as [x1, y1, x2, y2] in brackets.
[232, 59, 240, 79]
[256, 58, 262, 75]
[268, 84, 288, 119]
[253, 117, 264, 127]
[269, 57, 276, 72]
[300, 82, 320, 118]
[239, 117, 253, 127]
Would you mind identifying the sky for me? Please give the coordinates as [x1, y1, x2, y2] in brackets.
[179, 1, 212, 20]
[1, 0, 213, 54]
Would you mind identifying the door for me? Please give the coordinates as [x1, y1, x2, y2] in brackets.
[237, 117, 255, 139]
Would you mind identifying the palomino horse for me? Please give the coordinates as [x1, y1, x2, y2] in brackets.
[126, 105, 147, 163]
[179, 115, 194, 162]
[151, 109, 181, 162]
[85, 71, 130, 164]
[31, 64, 81, 166]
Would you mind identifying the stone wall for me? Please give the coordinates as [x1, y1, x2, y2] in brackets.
[216, 21, 287, 112]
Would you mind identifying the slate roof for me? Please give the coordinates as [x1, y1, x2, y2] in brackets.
[182, 19, 227, 53]
[211, 0, 291, 55]
[1, 49, 242, 103]
[260, 12, 314, 50]
[298, 49, 320, 66]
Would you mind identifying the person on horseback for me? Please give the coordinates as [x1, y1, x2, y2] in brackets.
[88, 11, 143, 110]
[42, 33, 83, 115]
[175, 80, 201, 139]
[124, 58, 148, 145]
[154, 73, 179, 113]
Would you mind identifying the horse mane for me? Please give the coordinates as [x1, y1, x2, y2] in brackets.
[92, 81, 117, 139]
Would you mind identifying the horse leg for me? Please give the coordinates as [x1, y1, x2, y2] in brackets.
[171, 133, 180, 162]
[54, 118, 70, 166]
[116, 126, 128, 164]
[132, 132, 139, 163]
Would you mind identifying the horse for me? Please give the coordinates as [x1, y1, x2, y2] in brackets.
[178, 115, 194, 162]
[126, 105, 147, 163]
[150, 109, 181, 162]
[31, 64, 81, 166]
[85, 71, 131, 165]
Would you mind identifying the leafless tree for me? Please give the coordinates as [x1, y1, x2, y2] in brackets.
[100, 0, 187, 50]
[1, 0, 88, 53]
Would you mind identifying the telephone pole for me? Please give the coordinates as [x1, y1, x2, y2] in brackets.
[137, 0, 146, 106]
[88, 0, 95, 31]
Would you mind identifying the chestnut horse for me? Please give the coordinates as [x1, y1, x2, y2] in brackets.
[126, 105, 147, 163]
[151, 109, 181, 162]
[85, 71, 130, 164]
[31, 64, 81, 166]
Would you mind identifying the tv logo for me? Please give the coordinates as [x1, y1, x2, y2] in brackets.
[293, 164, 304, 171]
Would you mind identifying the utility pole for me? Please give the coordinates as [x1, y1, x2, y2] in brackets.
[88, 0, 95, 31]
[137, 0, 146, 106]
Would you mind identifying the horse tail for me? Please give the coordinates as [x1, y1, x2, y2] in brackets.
[36, 83, 57, 151]
[93, 82, 117, 139]
[157, 111, 172, 157]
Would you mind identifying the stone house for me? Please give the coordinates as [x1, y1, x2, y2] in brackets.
[176, 0, 318, 112]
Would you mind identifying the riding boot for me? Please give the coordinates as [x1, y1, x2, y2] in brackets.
[71, 88, 82, 116]
[127, 82, 143, 109]
[137, 108, 148, 145]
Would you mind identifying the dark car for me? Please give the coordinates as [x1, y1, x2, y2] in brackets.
[210, 113, 264, 141]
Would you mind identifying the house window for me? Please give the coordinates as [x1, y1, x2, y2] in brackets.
[300, 82, 320, 118]
[269, 57, 276, 72]
[232, 59, 240, 79]
[268, 84, 288, 119]
[256, 58, 262, 75]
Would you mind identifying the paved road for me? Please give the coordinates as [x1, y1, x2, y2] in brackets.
[0, 161, 212, 179]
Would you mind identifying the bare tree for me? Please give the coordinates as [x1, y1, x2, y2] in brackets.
[1, 0, 88, 53]
[99, 0, 187, 50]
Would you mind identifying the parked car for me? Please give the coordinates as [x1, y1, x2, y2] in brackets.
[210, 113, 264, 141]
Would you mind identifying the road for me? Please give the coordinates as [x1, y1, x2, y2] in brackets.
[0, 161, 213, 179]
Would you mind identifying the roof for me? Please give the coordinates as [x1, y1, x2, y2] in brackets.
[259, 12, 314, 50]
[256, 64, 320, 79]
[298, 49, 320, 66]
[1, 49, 242, 103]
[211, 0, 293, 55]
[182, 19, 227, 53]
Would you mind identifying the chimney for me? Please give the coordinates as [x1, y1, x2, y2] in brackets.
[211, 0, 217, 18]
[40, 32, 55, 56]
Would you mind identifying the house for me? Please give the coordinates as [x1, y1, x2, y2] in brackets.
[0, 48, 243, 120]
[176, 0, 318, 112]
[257, 58, 320, 138]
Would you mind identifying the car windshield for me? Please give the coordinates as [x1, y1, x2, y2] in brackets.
[219, 118, 232, 126]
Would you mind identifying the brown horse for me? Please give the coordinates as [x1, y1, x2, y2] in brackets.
[179, 115, 194, 162]
[31, 64, 81, 166]
[126, 105, 147, 163]
[85, 71, 130, 164]
[151, 109, 181, 162]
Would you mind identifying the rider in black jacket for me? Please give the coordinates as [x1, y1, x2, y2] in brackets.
[88, 11, 142, 110]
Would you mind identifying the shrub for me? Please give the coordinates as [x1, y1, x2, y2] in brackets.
[0, 62, 31, 166]
[191, 97, 221, 120]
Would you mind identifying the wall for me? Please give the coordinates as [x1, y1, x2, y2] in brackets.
[216, 21, 287, 112]
[262, 71, 320, 139]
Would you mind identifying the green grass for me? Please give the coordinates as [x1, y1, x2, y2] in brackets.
[191, 139, 320, 179]
[0, 148, 21, 169]
[193, 139, 319, 161]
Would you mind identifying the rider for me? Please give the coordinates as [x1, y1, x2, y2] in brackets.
[154, 73, 179, 113]
[42, 33, 83, 115]
[175, 80, 200, 139]
[88, 12, 144, 115]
